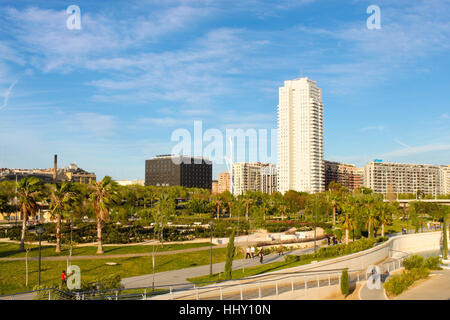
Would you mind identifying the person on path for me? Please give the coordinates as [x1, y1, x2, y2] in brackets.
[259, 249, 264, 264]
[61, 270, 67, 287]
[250, 246, 255, 259]
[245, 247, 251, 259]
[278, 244, 284, 256]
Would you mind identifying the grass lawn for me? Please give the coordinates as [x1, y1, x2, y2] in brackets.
[0, 247, 243, 295]
[0, 241, 212, 259]
[188, 256, 330, 286]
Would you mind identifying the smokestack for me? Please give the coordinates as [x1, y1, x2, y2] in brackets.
[53, 154, 57, 182]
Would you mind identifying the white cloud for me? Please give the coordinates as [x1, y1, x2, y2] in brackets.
[64, 112, 116, 137]
[0, 80, 18, 110]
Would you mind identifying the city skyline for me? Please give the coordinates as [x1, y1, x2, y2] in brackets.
[0, 1, 449, 181]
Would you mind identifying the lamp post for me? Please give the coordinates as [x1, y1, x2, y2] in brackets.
[36, 226, 45, 286]
[209, 221, 214, 276]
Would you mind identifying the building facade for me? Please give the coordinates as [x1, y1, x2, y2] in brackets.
[233, 162, 261, 195]
[260, 164, 278, 194]
[324, 160, 364, 191]
[145, 155, 212, 189]
[232, 162, 277, 195]
[277, 77, 324, 194]
[440, 166, 450, 195]
[217, 171, 230, 194]
[364, 161, 443, 195]
[211, 180, 219, 194]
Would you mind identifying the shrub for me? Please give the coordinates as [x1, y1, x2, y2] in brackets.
[403, 255, 424, 270]
[340, 268, 349, 296]
[423, 256, 442, 270]
[384, 267, 429, 297]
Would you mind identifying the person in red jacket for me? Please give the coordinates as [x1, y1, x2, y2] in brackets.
[61, 270, 67, 286]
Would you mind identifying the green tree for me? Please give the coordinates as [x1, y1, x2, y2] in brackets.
[89, 176, 119, 254]
[16, 177, 43, 251]
[49, 182, 77, 252]
[153, 193, 176, 248]
[224, 229, 236, 280]
[340, 268, 349, 297]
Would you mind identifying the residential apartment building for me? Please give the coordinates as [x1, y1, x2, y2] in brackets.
[440, 165, 450, 195]
[364, 161, 443, 195]
[218, 171, 230, 194]
[232, 162, 277, 195]
[324, 160, 364, 191]
[260, 164, 278, 194]
[145, 155, 212, 190]
[233, 162, 261, 195]
[277, 77, 324, 194]
[211, 180, 219, 194]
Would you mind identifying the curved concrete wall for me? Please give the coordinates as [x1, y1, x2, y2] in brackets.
[249, 231, 448, 280]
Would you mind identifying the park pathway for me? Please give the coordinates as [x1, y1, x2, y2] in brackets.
[121, 247, 318, 289]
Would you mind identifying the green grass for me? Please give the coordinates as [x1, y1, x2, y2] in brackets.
[0, 247, 243, 295]
[188, 256, 330, 286]
[0, 241, 212, 259]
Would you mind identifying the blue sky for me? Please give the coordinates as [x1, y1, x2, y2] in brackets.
[0, 0, 449, 180]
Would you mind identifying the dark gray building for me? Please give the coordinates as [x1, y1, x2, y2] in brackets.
[145, 155, 212, 189]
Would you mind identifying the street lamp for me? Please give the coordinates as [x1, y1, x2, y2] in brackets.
[209, 221, 214, 276]
[36, 226, 45, 286]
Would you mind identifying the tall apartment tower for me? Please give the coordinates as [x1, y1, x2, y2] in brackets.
[277, 77, 324, 194]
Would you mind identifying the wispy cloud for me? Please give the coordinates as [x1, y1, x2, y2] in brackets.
[380, 143, 450, 159]
[0, 80, 18, 110]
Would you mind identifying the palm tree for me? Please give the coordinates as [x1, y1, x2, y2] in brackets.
[279, 204, 287, 221]
[49, 182, 76, 253]
[340, 197, 357, 245]
[153, 193, 175, 248]
[16, 177, 43, 251]
[214, 198, 223, 219]
[242, 197, 254, 221]
[327, 193, 340, 226]
[89, 176, 119, 254]
[376, 202, 394, 237]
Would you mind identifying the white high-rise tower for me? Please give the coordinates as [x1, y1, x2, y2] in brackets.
[277, 77, 324, 194]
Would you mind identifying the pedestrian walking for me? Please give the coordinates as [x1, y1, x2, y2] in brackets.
[278, 244, 284, 256]
[61, 270, 67, 287]
[327, 237, 331, 246]
[259, 249, 264, 264]
[250, 246, 255, 259]
[245, 247, 251, 259]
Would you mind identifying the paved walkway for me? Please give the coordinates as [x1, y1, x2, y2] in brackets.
[122, 247, 318, 289]
[394, 269, 450, 300]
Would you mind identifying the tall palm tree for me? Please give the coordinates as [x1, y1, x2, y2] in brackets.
[376, 202, 394, 237]
[49, 182, 76, 253]
[340, 197, 357, 245]
[327, 193, 340, 226]
[153, 193, 175, 248]
[213, 197, 223, 219]
[89, 176, 119, 254]
[242, 197, 254, 221]
[16, 177, 43, 251]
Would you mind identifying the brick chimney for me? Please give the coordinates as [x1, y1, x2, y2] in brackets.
[53, 154, 57, 182]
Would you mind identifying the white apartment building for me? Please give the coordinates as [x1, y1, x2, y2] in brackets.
[260, 164, 278, 194]
[440, 165, 450, 195]
[277, 77, 324, 194]
[364, 161, 445, 195]
[232, 162, 277, 195]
